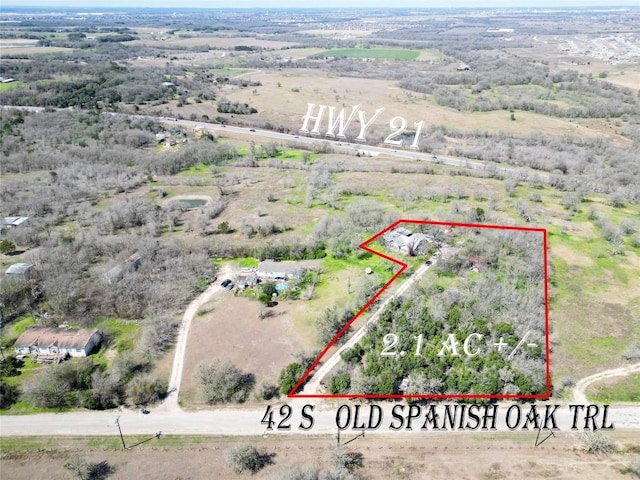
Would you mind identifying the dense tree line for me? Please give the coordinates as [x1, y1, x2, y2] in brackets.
[335, 229, 546, 396]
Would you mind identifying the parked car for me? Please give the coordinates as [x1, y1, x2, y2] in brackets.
[221, 279, 231, 287]
[225, 283, 234, 290]
[425, 260, 432, 266]
[141, 408, 150, 414]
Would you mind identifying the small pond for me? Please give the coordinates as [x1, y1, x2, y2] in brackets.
[174, 199, 207, 209]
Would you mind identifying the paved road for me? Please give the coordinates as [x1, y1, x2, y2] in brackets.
[302, 261, 433, 395]
[158, 117, 548, 181]
[1, 401, 639, 437]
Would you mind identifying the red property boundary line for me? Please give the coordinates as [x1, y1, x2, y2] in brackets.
[289, 219, 550, 400]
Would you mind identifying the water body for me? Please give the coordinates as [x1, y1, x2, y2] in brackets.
[175, 199, 207, 209]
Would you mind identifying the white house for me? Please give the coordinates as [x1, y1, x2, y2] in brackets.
[14, 327, 102, 358]
[256, 260, 305, 281]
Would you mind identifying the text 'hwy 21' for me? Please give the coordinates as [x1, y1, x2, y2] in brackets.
[299, 103, 428, 148]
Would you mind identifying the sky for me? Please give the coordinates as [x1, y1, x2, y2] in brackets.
[6, 0, 640, 8]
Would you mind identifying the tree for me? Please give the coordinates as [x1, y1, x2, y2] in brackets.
[0, 239, 16, 255]
[278, 362, 303, 395]
[0, 380, 20, 409]
[258, 281, 277, 305]
[64, 456, 114, 480]
[196, 361, 254, 404]
[64, 455, 90, 480]
[580, 432, 616, 454]
[329, 372, 351, 394]
[327, 446, 364, 476]
[225, 444, 273, 474]
[125, 374, 166, 405]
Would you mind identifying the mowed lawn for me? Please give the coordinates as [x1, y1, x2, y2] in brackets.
[315, 47, 421, 60]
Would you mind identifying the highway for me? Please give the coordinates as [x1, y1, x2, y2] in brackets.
[1, 105, 548, 181]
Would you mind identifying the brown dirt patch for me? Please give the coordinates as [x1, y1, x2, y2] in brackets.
[551, 243, 594, 267]
[179, 294, 315, 407]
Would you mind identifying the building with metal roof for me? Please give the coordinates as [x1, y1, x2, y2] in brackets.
[14, 327, 102, 358]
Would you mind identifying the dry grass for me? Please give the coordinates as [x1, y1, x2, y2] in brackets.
[219, 69, 630, 147]
[179, 294, 316, 408]
[2, 432, 638, 480]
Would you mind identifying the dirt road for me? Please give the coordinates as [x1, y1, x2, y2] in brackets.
[301, 261, 432, 395]
[159, 263, 233, 412]
[572, 362, 640, 404]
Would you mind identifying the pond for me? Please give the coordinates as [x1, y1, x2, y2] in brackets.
[174, 198, 207, 209]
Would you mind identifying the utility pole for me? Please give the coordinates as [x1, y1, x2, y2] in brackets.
[115, 417, 127, 450]
[347, 276, 350, 294]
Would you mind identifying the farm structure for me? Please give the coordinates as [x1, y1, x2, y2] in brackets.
[5, 262, 34, 279]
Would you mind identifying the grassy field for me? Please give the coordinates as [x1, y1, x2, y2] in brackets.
[0, 81, 26, 91]
[315, 48, 421, 60]
[587, 374, 640, 403]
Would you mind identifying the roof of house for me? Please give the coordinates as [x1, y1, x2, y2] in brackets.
[256, 260, 304, 277]
[6, 263, 34, 275]
[15, 327, 101, 350]
[1, 216, 29, 227]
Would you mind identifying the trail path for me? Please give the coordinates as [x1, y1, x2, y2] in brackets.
[302, 261, 432, 395]
[158, 264, 233, 412]
[572, 362, 640, 404]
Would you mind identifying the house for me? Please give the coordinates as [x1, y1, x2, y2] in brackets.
[1, 216, 29, 228]
[14, 327, 102, 358]
[256, 260, 305, 281]
[5, 262, 34, 279]
[383, 227, 432, 256]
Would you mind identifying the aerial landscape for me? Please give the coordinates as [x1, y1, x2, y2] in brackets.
[0, 1, 639, 479]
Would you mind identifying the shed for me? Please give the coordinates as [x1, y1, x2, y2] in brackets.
[5, 262, 34, 279]
[14, 327, 102, 358]
[1, 216, 29, 228]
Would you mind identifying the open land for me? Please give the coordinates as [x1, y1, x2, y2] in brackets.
[0, 5, 639, 479]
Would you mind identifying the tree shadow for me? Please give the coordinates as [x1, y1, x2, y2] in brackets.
[89, 460, 116, 480]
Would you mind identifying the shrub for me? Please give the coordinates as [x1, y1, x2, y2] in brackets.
[197, 361, 254, 404]
[225, 444, 272, 474]
[580, 431, 616, 454]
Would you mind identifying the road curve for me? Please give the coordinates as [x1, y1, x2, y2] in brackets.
[572, 362, 640, 404]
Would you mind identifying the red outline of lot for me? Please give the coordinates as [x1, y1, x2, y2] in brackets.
[289, 219, 550, 400]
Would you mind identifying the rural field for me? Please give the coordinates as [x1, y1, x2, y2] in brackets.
[1, 4, 639, 479]
[2, 431, 640, 480]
